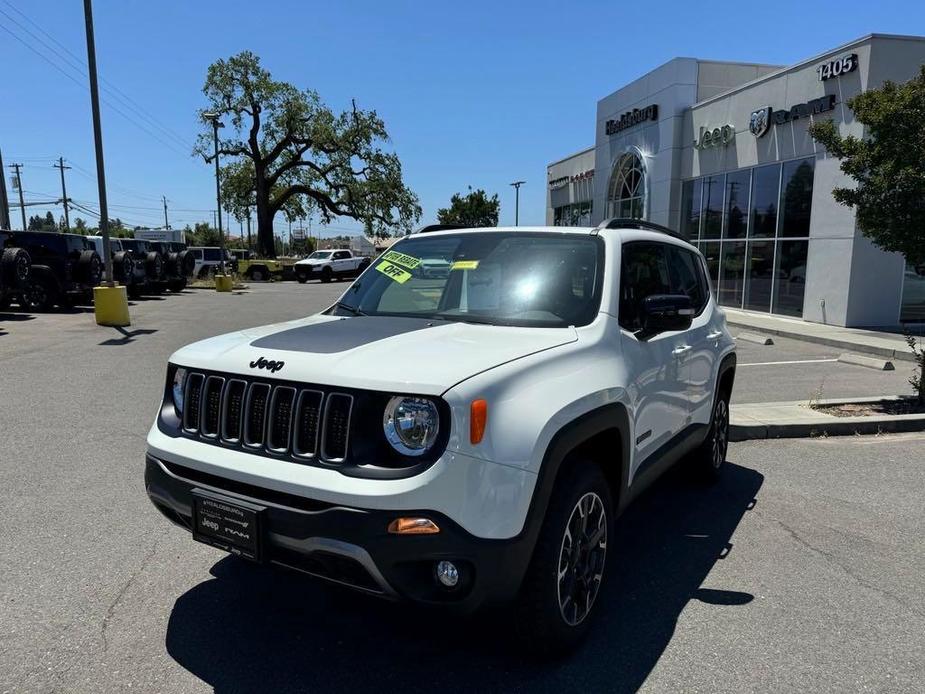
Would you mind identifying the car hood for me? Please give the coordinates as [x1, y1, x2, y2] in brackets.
[170, 314, 578, 395]
[294, 258, 329, 266]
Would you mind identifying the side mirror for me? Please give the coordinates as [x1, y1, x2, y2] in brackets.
[637, 294, 694, 339]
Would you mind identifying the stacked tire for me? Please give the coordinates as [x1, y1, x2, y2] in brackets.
[0, 246, 32, 310]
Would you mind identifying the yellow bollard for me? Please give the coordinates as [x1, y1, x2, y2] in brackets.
[214, 274, 233, 292]
[93, 284, 131, 326]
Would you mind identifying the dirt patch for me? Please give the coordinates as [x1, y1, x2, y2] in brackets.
[811, 400, 925, 417]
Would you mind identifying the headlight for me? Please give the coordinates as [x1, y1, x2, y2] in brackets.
[172, 367, 187, 415]
[383, 396, 440, 456]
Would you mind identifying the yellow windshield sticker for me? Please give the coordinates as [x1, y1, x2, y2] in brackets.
[450, 260, 480, 271]
[382, 250, 421, 270]
[375, 260, 412, 284]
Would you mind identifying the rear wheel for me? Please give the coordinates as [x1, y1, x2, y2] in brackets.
[691, 390, 730, 480]
[515, 460, 611, 655]
[249, 267, 266, 282]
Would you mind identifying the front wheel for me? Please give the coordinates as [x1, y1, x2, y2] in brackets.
[320, 267, 333, 283]
[249, 267, 266, 282]
[515, 460, 611, 655]
[296, 273, 308, 284]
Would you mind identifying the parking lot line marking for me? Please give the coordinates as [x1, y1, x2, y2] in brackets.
[738, 358, 839, 367]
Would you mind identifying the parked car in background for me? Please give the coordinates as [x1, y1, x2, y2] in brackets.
[9, 231, 101, 310]
[0, 229, 32, 310]
[120, 239, 167, 293]
[151, 241, 195, 292]
[188, 247, 238, 279]
[294, 248, 370, 283]
[230, 249, 284, 282]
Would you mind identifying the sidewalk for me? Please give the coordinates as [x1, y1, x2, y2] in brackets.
[724, 309, 919, 362]
[730, 396, 925, 441]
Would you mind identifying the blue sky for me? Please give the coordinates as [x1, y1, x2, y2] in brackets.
[1, 0, 922, 237]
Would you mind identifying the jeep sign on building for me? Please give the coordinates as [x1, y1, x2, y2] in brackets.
[546, 33, 925, 327]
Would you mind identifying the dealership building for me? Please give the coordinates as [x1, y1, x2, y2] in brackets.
[546, 34, 925, 327]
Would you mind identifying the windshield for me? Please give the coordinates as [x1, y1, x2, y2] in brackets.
[332, 232, 603, 327]
[308, 251, 332, 259]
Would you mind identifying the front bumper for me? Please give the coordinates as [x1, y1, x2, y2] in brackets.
[145, 454, 534, 610]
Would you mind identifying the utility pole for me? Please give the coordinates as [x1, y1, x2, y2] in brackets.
[54, 157, 71, 230]
[162, 195, 169, 229]
[0, 147, 10, 230]
[9, 163, 26, 231]
[246, 214, 252, 250]
[509, 180, 526, 227]
[83, 0, 114, 285]
[203, 112, 226, 274]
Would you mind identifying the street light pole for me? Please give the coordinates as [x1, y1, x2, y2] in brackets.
[509, 180, 526, 226]
[203, 113, 225, 274]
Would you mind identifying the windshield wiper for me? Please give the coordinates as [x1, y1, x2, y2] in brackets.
[332, 301, 367, 316]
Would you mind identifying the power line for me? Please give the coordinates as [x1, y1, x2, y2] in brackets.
[0, 1, 194, 153]
[0, 21, 191, 159]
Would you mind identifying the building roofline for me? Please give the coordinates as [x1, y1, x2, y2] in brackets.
[546, 145, 595, 169]
[692, 33, 925, 108]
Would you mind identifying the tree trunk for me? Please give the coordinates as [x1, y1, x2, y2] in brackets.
[254, 171, 276, 259]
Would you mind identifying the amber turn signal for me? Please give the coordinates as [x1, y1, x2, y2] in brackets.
[470, 399, 488, 444]
[388, 517, 441, 535]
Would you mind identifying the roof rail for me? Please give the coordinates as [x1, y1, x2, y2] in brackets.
[411, 223, 470, 235]
[593, 217, 685, 240]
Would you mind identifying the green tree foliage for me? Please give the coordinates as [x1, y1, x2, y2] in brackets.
[74, 217, 87, 231]
[196, 51, 420, 257]
[436, 188, 500, 227]
[809, 66, 925, 265]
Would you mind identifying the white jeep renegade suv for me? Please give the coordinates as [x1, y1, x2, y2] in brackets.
[145, 219, 736, 653]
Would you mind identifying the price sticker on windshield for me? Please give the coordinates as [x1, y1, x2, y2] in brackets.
[382, 250, 421, 270]
[375, 260, 412, 284]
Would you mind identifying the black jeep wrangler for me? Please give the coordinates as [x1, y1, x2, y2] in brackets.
[0, 230, 32, 310]
[120, 239, 166, 296]
[9, 231, 101, 311]
[150, 241, 195, 292]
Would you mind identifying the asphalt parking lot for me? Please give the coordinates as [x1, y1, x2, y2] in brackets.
[1, 284, 923, 693]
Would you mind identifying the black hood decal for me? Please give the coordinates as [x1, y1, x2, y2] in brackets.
[249, 316, 442, 354]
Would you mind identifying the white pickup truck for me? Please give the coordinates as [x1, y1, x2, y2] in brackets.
[294, 249, 370, 283]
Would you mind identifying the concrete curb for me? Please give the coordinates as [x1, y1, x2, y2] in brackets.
[725, 318, 915, 363]
[736, 332, 774, 345]
[837, 352, 894, 371]
[730, 396, 925, 442]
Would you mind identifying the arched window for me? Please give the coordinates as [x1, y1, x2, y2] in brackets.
[607, 151, 646, 219]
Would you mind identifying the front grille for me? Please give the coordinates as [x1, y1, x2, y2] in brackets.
[182, 372, 354, 464]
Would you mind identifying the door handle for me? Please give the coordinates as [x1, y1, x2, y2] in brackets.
[707, 331, 723, 340]
[672, 345, 692, 356]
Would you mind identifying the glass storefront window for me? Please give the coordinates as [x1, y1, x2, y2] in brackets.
[750, 164, 780, 238]
[681, 179, 702, 241]
[553, 201, 593, 227]
[699, 241, 720, 295]
[779, 158, 815, 237]
[724, 170, 750, 239]
[701, 174, 724, 239]
[718, 242, 746, 307]
[774, 241, 809, 317]
[744, 241, 775, 312]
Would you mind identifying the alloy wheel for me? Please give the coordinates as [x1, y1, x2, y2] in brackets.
[712, 398, 729, 469]
[557, 492, 607, 627]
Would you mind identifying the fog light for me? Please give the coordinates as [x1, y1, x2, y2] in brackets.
[388, 517, 440, 535]
[435, 560, 459, 588]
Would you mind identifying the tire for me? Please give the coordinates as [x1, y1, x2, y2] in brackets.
[165, 252, 179, 277]
[690, 389, 731, 480]
[515, 460, 612, 655]
[146, 252, 164, 280]
[178, 250, 195, 278]
[127, 283, 142, 299]
[75, 250, 102, 285]
[168, 278, 187, 292]
[21, 277, 58, 312]
[112, 251, 134, 285]
[1, 247, 31, 287]
[320, 266, 333, 283]
[296, 272, 308, 284]
[249, 267, 266, 282]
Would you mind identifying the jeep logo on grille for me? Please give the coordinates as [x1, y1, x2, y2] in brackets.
[249, 356, 285, 373]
